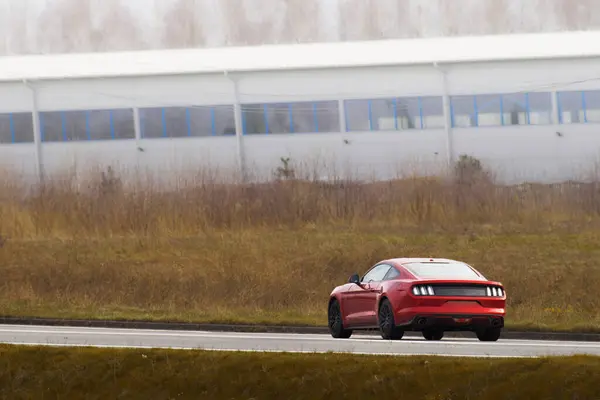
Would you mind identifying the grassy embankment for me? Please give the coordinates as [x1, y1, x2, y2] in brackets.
[1, 158, 600, 332]
[1, 344, 599, 399]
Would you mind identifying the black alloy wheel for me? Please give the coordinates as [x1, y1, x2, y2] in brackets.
[328, 299, 352, 338]
[378, 299, 404, 340]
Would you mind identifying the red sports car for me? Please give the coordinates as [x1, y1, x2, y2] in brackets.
[327, 258, 506, 341]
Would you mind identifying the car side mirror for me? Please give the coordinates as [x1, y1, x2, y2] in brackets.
[348, 273, 360, 285]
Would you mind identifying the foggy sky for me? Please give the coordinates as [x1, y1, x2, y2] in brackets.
[0, 0, 599, 55]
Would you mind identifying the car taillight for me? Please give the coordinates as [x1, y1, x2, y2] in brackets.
[412, 285, 435, 296]
[487, 286, 504, 297]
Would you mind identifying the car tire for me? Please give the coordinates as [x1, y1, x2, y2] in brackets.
[476, 327, 502, 342]
[422, 329, 444, 341]
[328, 299, 352, 339]
[378, 298, 404, 340]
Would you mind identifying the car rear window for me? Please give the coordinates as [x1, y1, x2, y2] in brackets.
[403, 261, 482, 279]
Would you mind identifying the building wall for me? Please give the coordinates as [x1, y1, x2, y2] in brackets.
[3, 124, 599, 185]
[3, 56, 600, 185]
[1, 0, 600, 55]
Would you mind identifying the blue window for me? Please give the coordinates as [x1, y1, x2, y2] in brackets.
[210, 105, 236, 135]
[291, 101, 339, 133]
[500, 93, 527, 125]
[0, 112, 33, 143]
[139, 107, 165, 138]
[345, 96, 444, 131]
[557, 91, 583, 124]
[558, 90, 600, 124]
[344, 99, 372, 131]
[419, 97, 445, 129]
[584, 91, 600, 123]
[40, 111, 65, 142]
[163, 107, 188, 138]
[450, 96, 476, 127]
[85, 109, 135, 140]
[140, 105, 235, 138]
[265, 103, 293, 134]
[527, 92, 553, 125]
[308, 101, 340, 133]
[40, 109, 135, 141]
[241, 104, 265, 134]
[242, 101, 339, 134]
[451, 92, 553, 128]
[474, 94, 502, 126]
[186, 105, 235, 136]
[394, 97, 422, 130]
[0, 115, 9, 144]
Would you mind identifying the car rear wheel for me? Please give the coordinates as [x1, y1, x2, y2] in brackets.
[328, 299, 352, 338]
[422, 329, 444, 341]
[476, 327, 502, 342]
[378, 299, 404, 340]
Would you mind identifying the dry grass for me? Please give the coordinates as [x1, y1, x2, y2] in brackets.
[4, 163, 600, 238]
[1, 159, 600, 331]
[1, 230, 599, 331]
[1, 345, 599, 399]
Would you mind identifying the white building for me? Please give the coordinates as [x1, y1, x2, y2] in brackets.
[3, 30, 600, 185]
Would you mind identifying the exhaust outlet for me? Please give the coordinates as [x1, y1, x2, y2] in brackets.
[416, 317, 427, 326]
[491, 319, 501, 327]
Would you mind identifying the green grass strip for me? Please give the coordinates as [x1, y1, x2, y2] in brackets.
[1, 345, 599, 399]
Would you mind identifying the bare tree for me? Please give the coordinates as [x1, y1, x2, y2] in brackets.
[94, 0, 143, 52]
[557, 0, 600, 30]
[339, 0, 379, 41]
[279, 0, 320, 44]
[163, 0, 206, 48]
[3, 0, 600, 56]
[2, 2, 29, 54]
[35, 0, 142, 54]
[36, 0, 93, 54]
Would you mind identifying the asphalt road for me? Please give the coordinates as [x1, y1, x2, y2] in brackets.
[1, 324, 600, 358]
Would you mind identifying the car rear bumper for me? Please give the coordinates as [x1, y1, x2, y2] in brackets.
[400, 313, 504, 331]
[395, 302, 505, 331]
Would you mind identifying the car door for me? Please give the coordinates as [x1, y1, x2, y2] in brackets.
[343, 264, 391, 327]
[363, 264, 395, 325]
